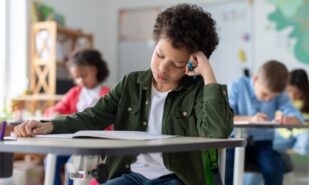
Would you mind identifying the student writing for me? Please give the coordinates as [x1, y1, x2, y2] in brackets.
[225, 60, 303, 185]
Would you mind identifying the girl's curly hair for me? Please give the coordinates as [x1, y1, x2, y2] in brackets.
[67, 48, 109, 83]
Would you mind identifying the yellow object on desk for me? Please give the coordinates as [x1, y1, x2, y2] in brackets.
[275, 110, 283, 119]
[276, 110, 309, 138]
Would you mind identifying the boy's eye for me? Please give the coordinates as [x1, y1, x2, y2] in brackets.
[174, 63, 187, 69]
[174, 62, 187, 68]
[157, 53, 164, 58]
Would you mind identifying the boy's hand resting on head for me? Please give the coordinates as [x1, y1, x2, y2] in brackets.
[250, 112, 269, 122]
[185, 51, 217, 85]
[14, 120, 53, 137]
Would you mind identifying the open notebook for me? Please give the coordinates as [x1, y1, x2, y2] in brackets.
[32, 131, 178, 140]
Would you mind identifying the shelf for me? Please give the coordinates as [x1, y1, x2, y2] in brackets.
[12, 95, 64, 101]
[30, 21, 93, 95]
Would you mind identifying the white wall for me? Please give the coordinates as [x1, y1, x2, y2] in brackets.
[42, 0, 234, 86]
[6, 0, 306, 95]
[254, 0, 309, 73]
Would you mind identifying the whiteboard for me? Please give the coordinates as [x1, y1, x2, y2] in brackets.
[202, 0, 253, 84]
[118, 0, 253, 85]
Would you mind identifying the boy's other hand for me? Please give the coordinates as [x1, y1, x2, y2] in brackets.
[14, 120, 53, 137]
[274, 115, 302, 125]
[250, 113, 268, 122]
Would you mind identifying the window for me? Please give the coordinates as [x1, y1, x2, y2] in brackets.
[0, 0, 7, 110]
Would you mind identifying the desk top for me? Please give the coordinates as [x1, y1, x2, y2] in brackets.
[234, 121, 309, 129]
[0, 137, 246, 155]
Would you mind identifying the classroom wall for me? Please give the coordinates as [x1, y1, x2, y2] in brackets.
[43, 0, 309, 86]
[42, 0, 233, 86]
[254, 0, 309, 73]
[7, 0, 309, 101]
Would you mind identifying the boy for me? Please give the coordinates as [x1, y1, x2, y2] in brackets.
[14, 4, 233, 185]
[225, 60, 304, 185]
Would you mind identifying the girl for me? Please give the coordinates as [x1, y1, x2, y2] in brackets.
[274, 69, 309, 155]
[45, 48, 110, 117]
[45, 48, 111, 185]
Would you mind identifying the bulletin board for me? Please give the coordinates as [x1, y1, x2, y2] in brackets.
[118, 8, 160, 79]
[118, 0, 254, 84]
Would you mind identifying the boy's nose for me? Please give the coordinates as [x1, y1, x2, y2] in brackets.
[158, 61, 169, 73]
[263, 95, 272, 101]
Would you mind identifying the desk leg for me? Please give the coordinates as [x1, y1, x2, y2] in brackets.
[233, 128, 246, 185]
[218, 148, 226, 184]
[44, 154, 56, 185]
[233, 146, 245, 185]
[307, 165, 309, 185]
[0, 152, 13, 177]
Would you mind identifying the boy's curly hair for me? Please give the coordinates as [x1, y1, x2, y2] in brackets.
[67, 48, 109, 83]
[153, 3, 219, 58]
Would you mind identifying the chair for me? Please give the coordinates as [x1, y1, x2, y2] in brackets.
[244, 151, 293, 185]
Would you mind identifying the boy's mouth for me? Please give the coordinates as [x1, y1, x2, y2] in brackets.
[155, 72, 167, 81]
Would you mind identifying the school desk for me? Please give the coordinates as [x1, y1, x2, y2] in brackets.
[233, 122, 309, 185]
[0, 136, 246, 185]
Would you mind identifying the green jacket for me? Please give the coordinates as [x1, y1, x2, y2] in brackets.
[51, 70, 233, 185]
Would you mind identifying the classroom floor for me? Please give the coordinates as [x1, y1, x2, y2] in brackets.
[284, 154, 309, 185]
[245, 154, 309, 185]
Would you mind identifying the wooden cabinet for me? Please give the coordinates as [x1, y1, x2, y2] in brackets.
[13, 21, 94, 114]
[30, 21, 93, 95]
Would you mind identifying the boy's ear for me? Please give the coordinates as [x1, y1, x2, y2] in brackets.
[252, 75, 258, 82]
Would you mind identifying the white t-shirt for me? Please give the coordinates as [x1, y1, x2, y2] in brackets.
[130, 84, 173, 179]
[77, 84, 102, 112]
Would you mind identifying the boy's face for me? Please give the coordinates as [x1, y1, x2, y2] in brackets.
[253, 75, 280, 101]
[151, 38, 190, 92]
[70, 65, 98, 89]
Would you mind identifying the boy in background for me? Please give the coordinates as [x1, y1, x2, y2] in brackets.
[225, 60, 303, 185]
[14, 4, 233, 185]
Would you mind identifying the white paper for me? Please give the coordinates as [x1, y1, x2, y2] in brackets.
[35, 134, 74, 139]
[34, 131, 177, 140]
